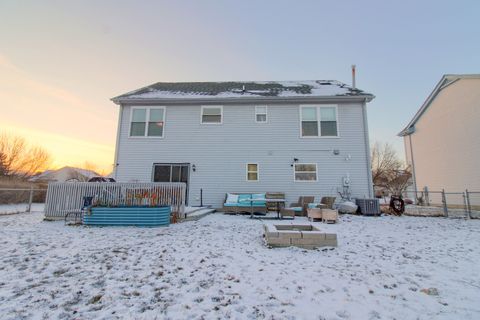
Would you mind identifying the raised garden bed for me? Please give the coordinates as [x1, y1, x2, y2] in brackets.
[83, 206, 170, 227]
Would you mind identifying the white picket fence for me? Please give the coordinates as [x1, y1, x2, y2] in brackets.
[44, 182, 186, 220]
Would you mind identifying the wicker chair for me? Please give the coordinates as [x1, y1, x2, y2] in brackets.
[320, 196, 336, 209]
[289, 196, 315, 216]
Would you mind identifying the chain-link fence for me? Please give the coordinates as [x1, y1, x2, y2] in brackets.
[0, 187, 47, 213]
[402, 187, 480, 219]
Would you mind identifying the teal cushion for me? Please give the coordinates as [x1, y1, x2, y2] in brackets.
[308, 203, 320, 209]
[252, 202, 266, 207]
[238, 203, 253, 207]
[252, 193, 266, 206]
[223, 203, 238, 207]
[291, 207, 303, 212]
[238, 194, 252, 203]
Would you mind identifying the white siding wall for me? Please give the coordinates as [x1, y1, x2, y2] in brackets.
[404, 78, 480, 194]
[115, 102, 372, 207]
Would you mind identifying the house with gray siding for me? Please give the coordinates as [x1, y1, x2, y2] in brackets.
[111, 80, 375, 208]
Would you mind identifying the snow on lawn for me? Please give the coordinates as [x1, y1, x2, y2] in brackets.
[0, 203, 45, 215]
[0, 212, 479, 319]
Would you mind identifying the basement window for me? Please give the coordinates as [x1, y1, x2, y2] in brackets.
[294, 163, 317, 182]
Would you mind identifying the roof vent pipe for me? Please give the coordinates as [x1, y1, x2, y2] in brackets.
[351, 64, 356, 89]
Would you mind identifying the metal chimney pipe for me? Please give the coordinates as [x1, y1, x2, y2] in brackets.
[351, 64, 356, 89]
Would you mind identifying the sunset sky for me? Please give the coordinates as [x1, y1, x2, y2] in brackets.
[1, 0, 479, 173]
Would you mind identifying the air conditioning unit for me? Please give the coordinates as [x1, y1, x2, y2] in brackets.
[355, 198, 380, 216]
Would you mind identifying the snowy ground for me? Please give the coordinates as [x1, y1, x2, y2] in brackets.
[0, 203, 44, 215]
[0, 212, 479, 319]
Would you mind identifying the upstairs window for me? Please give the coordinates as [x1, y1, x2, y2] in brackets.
[255, 106, 267, 123]
[320, 107, 337, 136]
[246, 163, 259, 181]
[294, 163, 317, 182]
[201, 106, 223, 124]
[130, 107, 165, 137]
[300, 105, 338, 137]
[301, 107, 318, 136]
[130, 108, 147, 136]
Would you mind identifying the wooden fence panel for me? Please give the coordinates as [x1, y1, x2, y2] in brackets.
[44, 182, 186, 220]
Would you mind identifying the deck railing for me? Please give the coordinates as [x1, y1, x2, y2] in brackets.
[44, 182, 186, 220]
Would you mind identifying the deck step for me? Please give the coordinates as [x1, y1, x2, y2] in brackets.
[184, 209, 216, 221]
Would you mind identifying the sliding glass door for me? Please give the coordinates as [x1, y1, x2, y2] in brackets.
[153, 163, 190, 204]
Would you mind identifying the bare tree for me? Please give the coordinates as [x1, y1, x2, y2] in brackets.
[0, 133, 52, 179]
[371, 142, 402, 182]
[371, 142, 411, 196]
[0, 151, 7, 176]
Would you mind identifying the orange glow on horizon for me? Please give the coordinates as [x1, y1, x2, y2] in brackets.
[0, 124, 115, 174]
[0, 53, 116, 175]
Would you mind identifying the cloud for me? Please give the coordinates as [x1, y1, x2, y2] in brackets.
[0, 53, 98, 112]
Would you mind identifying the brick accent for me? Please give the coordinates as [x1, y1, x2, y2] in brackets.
[264, 224, 337, 249]
[325, 233, 337, 240]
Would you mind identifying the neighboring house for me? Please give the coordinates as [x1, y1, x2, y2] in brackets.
[31, 166, 99, 183]
[398, 74, 480, 196]
[111, 80, 375, 207]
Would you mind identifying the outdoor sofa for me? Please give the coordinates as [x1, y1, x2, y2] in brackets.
[222, 193, 268, 214]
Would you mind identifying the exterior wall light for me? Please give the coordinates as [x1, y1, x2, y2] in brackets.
[291, 158, 299, 167]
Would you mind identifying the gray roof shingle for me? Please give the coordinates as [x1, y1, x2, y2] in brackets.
[112, 80, 373, 103]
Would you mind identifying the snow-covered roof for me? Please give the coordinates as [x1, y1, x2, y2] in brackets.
[30, 166, 100, 182]
[112, 80, 374, 103]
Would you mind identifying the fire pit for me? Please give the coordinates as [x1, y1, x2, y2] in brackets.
[264, 224, 337, 249]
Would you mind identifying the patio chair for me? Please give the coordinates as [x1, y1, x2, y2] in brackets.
[64, 196, 94, 225]
[320, 196, 336, 209]
[289, 196, 315, 216]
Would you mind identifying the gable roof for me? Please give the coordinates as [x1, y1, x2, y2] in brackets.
[398, 74, 480, 136]
[112, 80, 374, 104]
[30, 166, 100, 182]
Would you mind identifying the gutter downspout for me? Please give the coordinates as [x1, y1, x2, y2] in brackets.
[408, 134, 418, 201]
[362, 98, 374, 198]
[113, 104, 123, 180]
